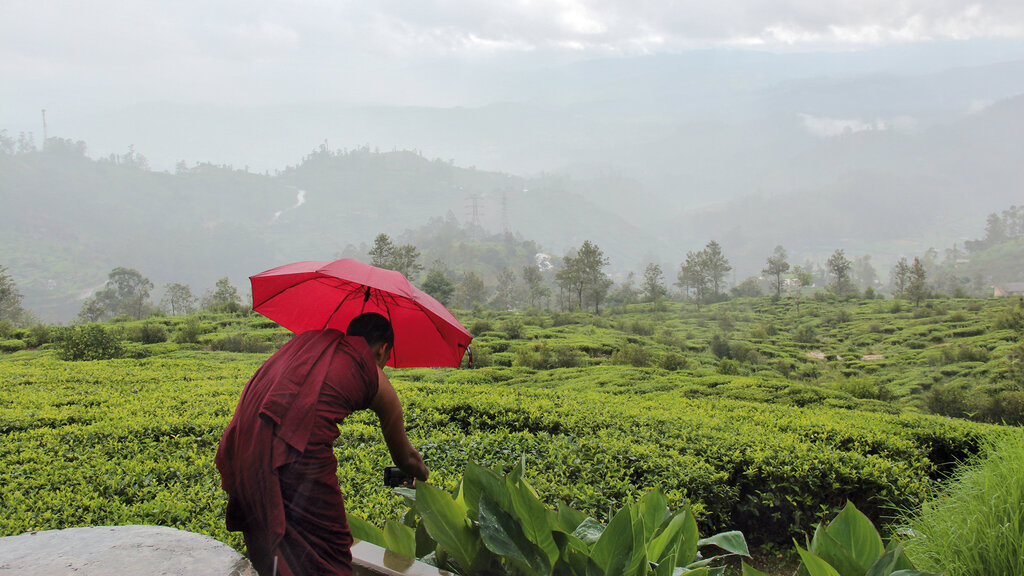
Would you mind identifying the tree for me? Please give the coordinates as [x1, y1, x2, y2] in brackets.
[455, 271, 487, 309]
[490, 267, 517, 311]
[420, 263, 455, 306]
[368, 234, 396, 268]
[161, 283, 197, 316]
[790, 265, 813, 316]
[676, 250, 711, 309]
[906, 257, 929, 307]
[852, 254, 877, 291]
[641, 263, 667, 303]
[204, 277, 242, 312]
[391, 244, 423, 280]
[762, 245, 790, 299]
[555, 251, 583, 311]
[521, 265, 550, 309]
[702, 241, 732, 297]
[0, 265, 25, 324]
[89, 267, 154, 320]
[890, 257, 911, 296]
[576, 241, 611, 314]
[826, 250, 854, 297]
[731, 277, 763, 298]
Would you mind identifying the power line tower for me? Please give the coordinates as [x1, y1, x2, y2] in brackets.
[466, 193, 484, 240]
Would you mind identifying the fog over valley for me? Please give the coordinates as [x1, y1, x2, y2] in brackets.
[2, 1, 1023, 321]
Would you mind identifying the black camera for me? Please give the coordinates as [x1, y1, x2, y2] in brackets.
[383, 466, 414, 488]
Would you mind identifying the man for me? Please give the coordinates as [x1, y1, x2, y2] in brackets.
[215, 313, 428, 576]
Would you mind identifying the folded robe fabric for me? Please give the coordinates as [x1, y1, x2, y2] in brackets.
[215, 329, 378, 576]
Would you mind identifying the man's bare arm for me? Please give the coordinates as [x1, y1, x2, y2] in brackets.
[370, 367, 428, 481]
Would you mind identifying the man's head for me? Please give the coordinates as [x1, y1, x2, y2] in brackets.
[346, 312, 394, 368]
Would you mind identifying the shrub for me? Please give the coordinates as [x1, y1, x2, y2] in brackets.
[793, 325, 817, 344]
[126, 323, 168, 344]
[717, 358, 741, 375]
[609, 341, 652, 367]
[552, 345, 586, 368]
[900, 432, 1024, 575]
[660, 351, 689, 371]
[515, 342, 555, 369]
[834, 376, 880, 400]
[54, 324, 125, 361]
[173, 317, 204, 344]
[709, 334, 731, 358]
[993, 306, 1024, 331]
[24, 324, 52, 348]
[470, 319, 494, 335]
[0, 339, 26, 353]
[501, 316, 525, 339]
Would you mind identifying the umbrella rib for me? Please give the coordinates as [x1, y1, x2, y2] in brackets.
[322, 286, 362, 331]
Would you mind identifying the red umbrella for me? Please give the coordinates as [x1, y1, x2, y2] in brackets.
[250, 259, 472, 368]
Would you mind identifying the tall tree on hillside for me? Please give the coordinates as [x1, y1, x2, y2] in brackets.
[826, 250, 854, 297]
[577, 240, 611, 314]
[420, 262, 455, 306]
[88, 267, 153, 320]
[204, 277, 242, 312]
[391, 244, 423, 280]
[161, 283, 197, 316]
[890, 257, 911, 297]
[852, 254, 877, 291]
[676, 251, 711, 309]
[0, 265, 25, 324]
[455, 271, 487, 309]
[521, 265, 550, 310]
[907, 257, 929, 307]
[641, 263, 667, 303]
[790, 265, 813, 316]
[490, 267, 518, 311]
[368, 234, 396, 268]
[762, 245, 790, 299]
[702, 240, 732, 297]
[555, 250, 582, 311]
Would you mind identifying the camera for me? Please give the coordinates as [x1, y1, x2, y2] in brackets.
[383, 466, 414, 487]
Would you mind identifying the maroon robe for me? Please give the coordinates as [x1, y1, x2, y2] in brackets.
[215, 329, 379, 576]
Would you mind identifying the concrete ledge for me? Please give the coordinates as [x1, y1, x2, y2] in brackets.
[352, 540, 452, 576]
[0, 525, 256, 576]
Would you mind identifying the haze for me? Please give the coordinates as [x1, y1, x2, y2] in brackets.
[2, 0, 1024, 320]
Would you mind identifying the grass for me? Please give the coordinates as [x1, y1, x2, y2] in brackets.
[899, 430, 1024, 575]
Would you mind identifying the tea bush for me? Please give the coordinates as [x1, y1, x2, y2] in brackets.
[54, 324, 124, 361]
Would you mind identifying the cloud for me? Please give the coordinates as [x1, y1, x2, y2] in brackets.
[799, 114, 889, 137]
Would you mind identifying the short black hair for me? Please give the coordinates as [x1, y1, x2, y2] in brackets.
[346, 312, 395, 349]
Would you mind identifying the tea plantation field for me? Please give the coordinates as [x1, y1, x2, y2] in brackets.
[1, 296, 1020, 555]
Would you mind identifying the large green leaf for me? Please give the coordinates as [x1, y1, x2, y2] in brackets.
[591, 504, 634, 576]
[625, 512, 650, 576]
[796, 545, 842, 576]
[384, 519, 416, 559]
[649, 511, 688, 561]
[416, 482, 482, 571]
[697, 531, 749, 558]
[890, 571, 945, 576]
[809, 523, 863, 576]
[347, 514, 385, 548]
[556, 501, 589, 534]
[415, 521, 436, 559]
[633, 490, 670, 544]
[820, 502, 884, 572]
[507, 475, 560, 567]
[654, 531, 682, 576]
[463, 461, 509, 521]
[479, 492, 552, 576]
[864, 547, 900, 576]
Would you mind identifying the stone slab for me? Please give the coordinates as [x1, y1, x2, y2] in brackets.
[0, 525, 256, 576]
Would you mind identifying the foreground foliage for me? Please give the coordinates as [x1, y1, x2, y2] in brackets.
[350, 459, 750, 576]
[898, 431, 1024, 576]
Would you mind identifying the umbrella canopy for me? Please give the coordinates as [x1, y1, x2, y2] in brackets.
[250, 259, 472, 368]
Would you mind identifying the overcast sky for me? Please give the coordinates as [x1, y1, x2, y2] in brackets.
[4, 0, 1024, 110]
